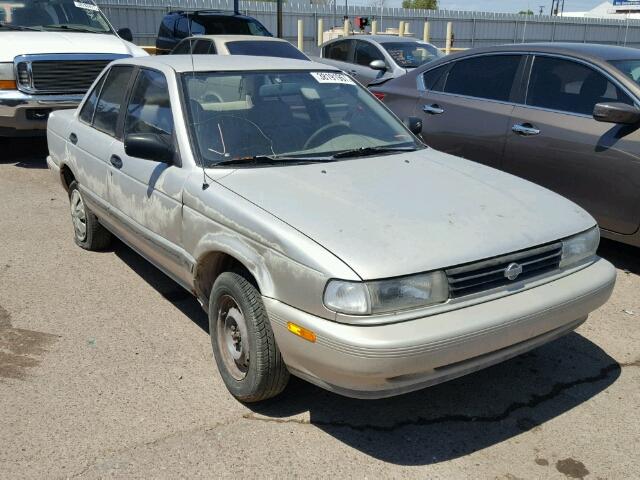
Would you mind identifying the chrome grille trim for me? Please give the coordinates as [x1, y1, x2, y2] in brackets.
[446, 242, 563, 298]
[13, 54, 130, 95]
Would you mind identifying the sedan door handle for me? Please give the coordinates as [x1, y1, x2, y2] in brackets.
[110, 155, 123, 169]
[423, 104, 444, 115]
[512, 123, 540, 136]
[69, 133, 78, 145]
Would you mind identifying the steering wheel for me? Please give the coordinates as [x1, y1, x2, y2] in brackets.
[203, 92, 223, 103]
[304, 121, 352, 149]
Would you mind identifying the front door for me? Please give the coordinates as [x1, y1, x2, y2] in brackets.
[352, 40, 386, 86]
[107, 67, 191, 285]
[503, 55, 640, 235]
[416, 54, 524, 169]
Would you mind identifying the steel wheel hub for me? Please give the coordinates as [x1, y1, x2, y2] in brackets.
[70, 189, 87, 241]
[217, 295, 250, 380]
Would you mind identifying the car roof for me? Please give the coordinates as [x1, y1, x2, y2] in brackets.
[445, 42, 640, 62]
[112, 55, 337, 73]
[184, 35, 288, 43]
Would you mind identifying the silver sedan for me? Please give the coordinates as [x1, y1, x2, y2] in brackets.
[47, 55, 615, 402]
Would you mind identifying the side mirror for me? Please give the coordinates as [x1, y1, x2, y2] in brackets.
[117, 27, 134, 42]
[369, 59, 387, 71]
[403, 116, 423, 135]
[124, 133, 174, 163]
[593, 102, 640, 125]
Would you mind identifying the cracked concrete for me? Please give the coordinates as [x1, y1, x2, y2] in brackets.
[1, 138, 639, 479]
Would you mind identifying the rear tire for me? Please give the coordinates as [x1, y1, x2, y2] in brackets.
[68, 181, 111, 251]
[209, 272, 289, 402]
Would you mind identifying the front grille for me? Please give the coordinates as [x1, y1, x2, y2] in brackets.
[28, 60, 111, 93]
[446, 242, 562, 298]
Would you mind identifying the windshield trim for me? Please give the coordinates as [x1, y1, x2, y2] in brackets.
[179, 69, 422, 168]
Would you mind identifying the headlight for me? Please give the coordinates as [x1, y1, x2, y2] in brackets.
[0, 63, 16, 90]
[560, 226, 600, 268]
[324, 271, 449, 316]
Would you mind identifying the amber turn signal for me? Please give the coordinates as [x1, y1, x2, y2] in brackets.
[0, 80, 17, 90]
[287, 322, 316, 343]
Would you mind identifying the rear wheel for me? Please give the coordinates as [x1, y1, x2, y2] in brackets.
[209, 272, 289, 402]
[68, 181, 111, 251]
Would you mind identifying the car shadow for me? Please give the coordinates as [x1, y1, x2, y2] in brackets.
[108, 238, 622, 467]
[0, 137, 48, 168]
[597, 238, 640, 275]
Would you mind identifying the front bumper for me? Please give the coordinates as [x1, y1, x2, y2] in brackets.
[0, 90, 82, 136]
[266, 258, 616, 399]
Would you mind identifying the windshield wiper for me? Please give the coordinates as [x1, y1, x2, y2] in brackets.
[43, 24, 106, 33]
[0, 23, 43, 31]
[213, 155, 333, 167]
[331, 145, 418, 159]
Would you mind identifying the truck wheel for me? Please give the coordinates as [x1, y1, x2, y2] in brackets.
[68, 181, 111, 251]
[209, 272, 289, 402]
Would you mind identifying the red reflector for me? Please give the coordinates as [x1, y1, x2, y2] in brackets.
[372, 91, 385, 101]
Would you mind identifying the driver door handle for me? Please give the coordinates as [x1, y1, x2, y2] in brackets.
[512, 123, 540, 136]
[69, 133, 77, 145]
[110, 155, 123, 169]
[423, 104, 444, 115]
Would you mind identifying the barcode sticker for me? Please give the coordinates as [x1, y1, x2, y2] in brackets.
[74, 1, 100, 11]
[310, 72, 355, 85]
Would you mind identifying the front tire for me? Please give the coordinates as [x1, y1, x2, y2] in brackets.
[68, 181, 111, 251]
[209, 272, 289, 402]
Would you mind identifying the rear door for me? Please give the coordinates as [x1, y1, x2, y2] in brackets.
[320, 39, 355, 75]
[503, 55, 640, 235]
[416, 54, 525, 169]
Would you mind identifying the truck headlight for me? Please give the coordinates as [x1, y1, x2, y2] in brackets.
[0, 63, 16, 90]
[324, 271, 449, 316]
[560, 226, 600, 268]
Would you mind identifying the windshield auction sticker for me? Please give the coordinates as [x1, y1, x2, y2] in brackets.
[74, 1, 100, 11]
[310, 72, 355, 85]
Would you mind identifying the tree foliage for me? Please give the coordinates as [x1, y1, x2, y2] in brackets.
[402, 0, 438, 9]
[519, 9, 534, 15]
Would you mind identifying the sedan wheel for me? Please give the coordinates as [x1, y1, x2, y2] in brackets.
[70, 189, 87, 242]
[67, 181, 112, 251]
[217, 294, 250, 380]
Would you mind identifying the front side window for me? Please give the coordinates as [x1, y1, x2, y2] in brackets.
[183, 70, 421, 166]
[324, 40, 351, 62]
[0, 0, 112, 33]
[79, 74, 106, 124]
[381, 41, 444, 68]
[125, 69, 174, 139]
[226, 41, 307, 60]
[93, 66, 133, 137]
[527, 56, 633, 115]
[444, 55, 521, 102]
[354, 41, 384, 66]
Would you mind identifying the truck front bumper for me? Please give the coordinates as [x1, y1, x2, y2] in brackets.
[0, 90, 82, 136]
[266, 258, 616, 399]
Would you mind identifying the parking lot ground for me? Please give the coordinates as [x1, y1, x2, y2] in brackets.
[0, 137, 639, 479]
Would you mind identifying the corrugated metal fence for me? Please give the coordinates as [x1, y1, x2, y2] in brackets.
[96, 0, 640, 55]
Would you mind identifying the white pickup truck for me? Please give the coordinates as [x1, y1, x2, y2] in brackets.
[0, 0, 146, 136]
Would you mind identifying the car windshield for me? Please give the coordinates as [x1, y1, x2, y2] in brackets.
[182, 70, 421, 166]
[381, 42, 443, 68]
[226, 41, 308, 60]
[0, 0, 112, 33]
[609, 59, 640, 87]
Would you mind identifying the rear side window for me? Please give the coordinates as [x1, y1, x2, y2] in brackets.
[79, 74, 106, 124]
[93, 66, 134, 137]
[171, 40, 191, 54]
[193, 40, 215, 55]
[527, 56, 633, 115]
[354, 41, 384, 66]
[226, 41, 307, 60]
[444, 55, 521, 102]
[422, 65, 447, 91]
[324, 40, 351, 62]
[125, 69, 174, 138]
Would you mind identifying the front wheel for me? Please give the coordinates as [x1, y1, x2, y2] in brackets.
[209, 272, 289, 402]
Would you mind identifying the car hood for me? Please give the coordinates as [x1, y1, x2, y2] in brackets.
[217, 149, 595, 280]
[0, 32, 148, 60]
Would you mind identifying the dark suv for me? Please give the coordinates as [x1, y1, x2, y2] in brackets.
[156, 10, 272, 53]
